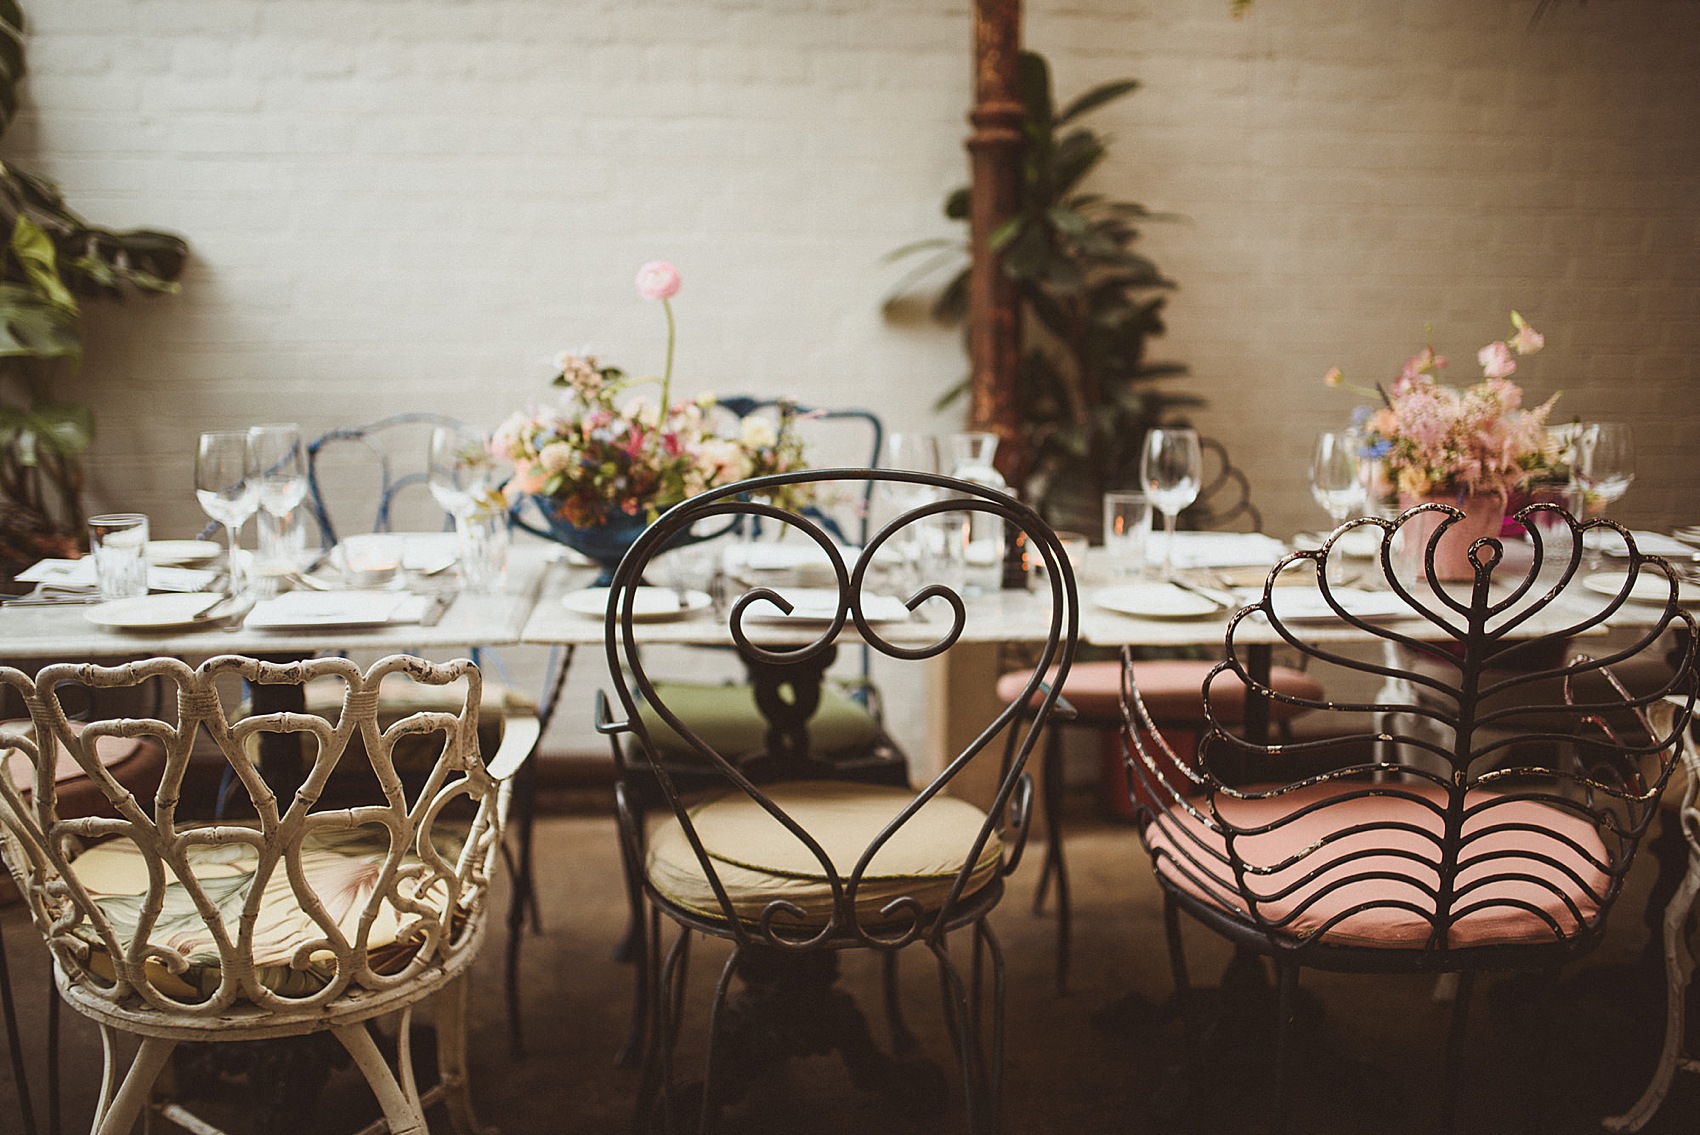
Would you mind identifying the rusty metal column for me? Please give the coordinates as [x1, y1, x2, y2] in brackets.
[967, 0, 1024, 487]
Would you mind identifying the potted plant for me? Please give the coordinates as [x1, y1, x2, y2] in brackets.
[0, 0, 189, 579]
[885, 50, 1195, 536]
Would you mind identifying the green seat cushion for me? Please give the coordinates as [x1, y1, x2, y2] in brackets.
[646, 780, 1001, 928]
[636, 679, 881, 760]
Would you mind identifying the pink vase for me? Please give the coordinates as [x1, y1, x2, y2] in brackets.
[1397, 490, 1508, 581]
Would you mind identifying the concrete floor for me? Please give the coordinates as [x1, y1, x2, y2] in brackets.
[5, 790, 1700, 1134]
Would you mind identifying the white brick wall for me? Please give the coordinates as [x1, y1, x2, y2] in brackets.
[12, 0, 1699, 758]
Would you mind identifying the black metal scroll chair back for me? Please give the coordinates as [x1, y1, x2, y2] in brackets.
[713, 396, 883, 546]
[305, 411, 465, 547]
[596, 468, 1078, 1135]
[1185, 435, 1261, 533]
[1120, 503, 1697, 1132]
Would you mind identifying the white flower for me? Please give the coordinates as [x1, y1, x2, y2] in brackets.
[739, 417, 777, 449]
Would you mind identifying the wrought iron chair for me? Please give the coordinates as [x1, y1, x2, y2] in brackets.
[596, 468, 1079, 1134]
[0, 654, 536, 1135]
[994, 436, 1319, 992]
[1119, 504, 1696, 1132]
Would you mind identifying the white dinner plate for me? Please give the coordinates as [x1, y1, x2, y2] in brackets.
[84, 593, 223, 631]
[561, 587, 712, 622]
[1581, 572, 1700, 606]
[1094, 583, 1226, 620]
[146, 539, 222, 566]
[1671, 526, 1700, 548]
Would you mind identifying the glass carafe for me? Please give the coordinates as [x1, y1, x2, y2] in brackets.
[948, 431, 1008, 594]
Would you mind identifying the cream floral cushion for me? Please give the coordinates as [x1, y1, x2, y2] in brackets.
[646, 780, 1002, 928]
[68, 827, 462, 1000]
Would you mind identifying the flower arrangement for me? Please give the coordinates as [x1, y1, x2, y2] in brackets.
[1325, 312, 1560, 501]
[495, 262, 808, 528]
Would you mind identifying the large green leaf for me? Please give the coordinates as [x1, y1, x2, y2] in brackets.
[0, 280, 78, 357]
[11, 215, 75, 311]
[1058, 78, 1139, 126]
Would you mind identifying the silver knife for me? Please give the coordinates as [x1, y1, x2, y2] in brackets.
[420, 593, 454, 627]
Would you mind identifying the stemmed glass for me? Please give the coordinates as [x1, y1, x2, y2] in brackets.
[1310, 430, 1365, 583]
[1139, 427, 1203, 581]
[249, 423, 308, 573]
[428, 424, 508, 591]
[880, 432, 946, 589]
[1577, 422, 1635, 515]
[1577, 421, 1635, 567]
[195, 430, 259, 598]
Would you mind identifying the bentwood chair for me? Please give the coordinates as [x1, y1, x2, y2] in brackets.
[996, 437, 1321, 992]
[1121, 504, 1696, 1133]
[0, 654, 536, 1135]
[597, 468, 1079, 1134]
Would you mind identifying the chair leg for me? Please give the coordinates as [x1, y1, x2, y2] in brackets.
[882, 950, 918, 1055]
[47, 980, 60, 1135]
[615, 817, 650, 1069]
[1441, 971, 1476, 1135]
[1162, 893, 1191, 997]
[1031, 725, 1071, 995]
[1604, 843, 1700, 1132]
[435, 973, 490, 1135]
[334, 1022, 428, 1135]
[0, 928, 38, 1135]
[1271, 961, 1298, 1133]
[91, 1029, 175, 1135]
[503, 750, 543, 1057]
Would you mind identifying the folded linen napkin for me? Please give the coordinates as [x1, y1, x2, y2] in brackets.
[1158, 531, 1288, 569]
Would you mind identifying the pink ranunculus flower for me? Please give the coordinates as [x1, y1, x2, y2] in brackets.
[1509, 323, 1544, 355]
[1477, 340, 1517, 379]
[1323, 366, 1344, 387]
[635, 261, 681, 301]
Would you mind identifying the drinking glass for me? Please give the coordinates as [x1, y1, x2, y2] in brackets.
[195, 430, 259, 597]
[249, 423, 308, 573]
[1102, 490, 1151, 578]
[1139, 427, 1202, 581]
[1577, 422, 1635, 515]
[880, 432, 944, 590]
[947, 432, 1008, 593]
[1310, 431, 1365, 583]
[428, 425, 509, 592]
[88, 513, 150, 601]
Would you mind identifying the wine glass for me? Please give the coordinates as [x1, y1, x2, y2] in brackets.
[195, 430, 259, 598]
[1139, 427, 1203, 581]
[879, 432, 946, 588]
[1577, 422, 1635, 515]
[429, 425, 509, 590]
[1310, 430, 1365, 583]
[1577, 422, 1635, 567]
[249, 423, 308, 573]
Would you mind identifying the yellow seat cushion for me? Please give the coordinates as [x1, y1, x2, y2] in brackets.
[646, 780, 1001, 929]
[67, 827, 460, 1000]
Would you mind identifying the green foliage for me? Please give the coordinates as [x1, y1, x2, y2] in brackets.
[0, 3, 189, 567]
[884, 50, 1195, 534]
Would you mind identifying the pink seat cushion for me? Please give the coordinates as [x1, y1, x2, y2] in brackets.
[1145, 780, 1610, 949]
[996, 659, 1323, 724]
[2, 720, 166, 820]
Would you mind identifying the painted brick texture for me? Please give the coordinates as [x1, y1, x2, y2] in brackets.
[9, 0, 1698, 756]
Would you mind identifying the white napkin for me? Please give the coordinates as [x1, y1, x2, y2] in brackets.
[15, 558, 219, 593]
[739, 588, 909, 624]
[1157, 532, 1288, 569]
[1582, 530, 1692, 557]
[245, 591, 429, 629]
[1268, 587, 1417, 623]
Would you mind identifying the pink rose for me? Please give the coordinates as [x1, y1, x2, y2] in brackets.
[1323, 366, 1344, 387]
[635, 261, 681, 301]
[1477, 340, 1517, 379]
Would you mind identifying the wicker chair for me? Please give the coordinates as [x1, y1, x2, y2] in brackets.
[0, 654, 537, 1135]
[1120, 504, 1696, 1132]
[596, 468, 1079, 1134]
